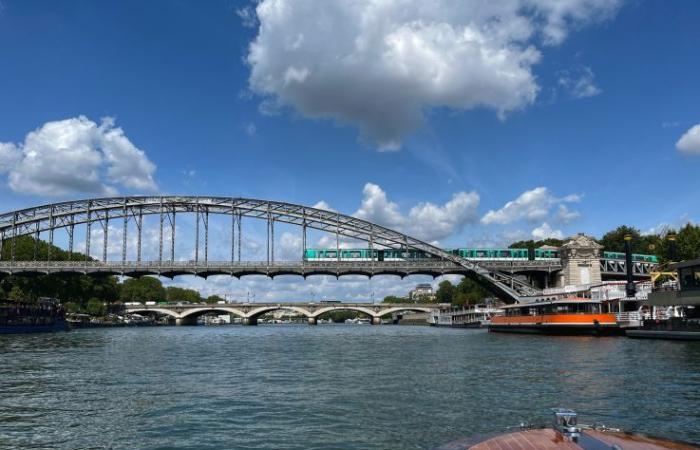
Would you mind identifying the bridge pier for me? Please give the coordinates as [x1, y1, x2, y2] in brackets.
[307, 317, 317, 326]
[372, 317, 382, 325]
[243, 317, 258, 326]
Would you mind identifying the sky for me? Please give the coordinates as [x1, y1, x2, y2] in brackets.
[0, 0, 699, 301]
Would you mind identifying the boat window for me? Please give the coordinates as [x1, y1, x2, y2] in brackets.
[694, 268, 700, 289]
[681, 268, 694, 289]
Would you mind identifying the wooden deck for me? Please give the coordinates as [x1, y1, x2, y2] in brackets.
[436, 428, 699, 450]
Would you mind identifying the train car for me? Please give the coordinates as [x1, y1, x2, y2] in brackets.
[534, 248, 560, 260]
[602, 251, 659, 263]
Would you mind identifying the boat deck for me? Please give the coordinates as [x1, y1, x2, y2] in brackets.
[437, 428, 698, 450]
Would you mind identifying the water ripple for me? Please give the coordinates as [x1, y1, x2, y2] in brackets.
[1, 326, 699, 449]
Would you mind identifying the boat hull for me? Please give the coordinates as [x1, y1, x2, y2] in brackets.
[489, 323, 622, 336]
[626, 330, 700, 340]
[0, 320, 69, 334]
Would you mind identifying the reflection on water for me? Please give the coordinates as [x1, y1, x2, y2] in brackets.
[1, 326, 699, 449]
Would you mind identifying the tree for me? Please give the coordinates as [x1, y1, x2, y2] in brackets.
[119, 277, 166, 303]
[7, 286, 26, 302]
[206, 295, 225, 304]
[382, 295, 405, 304]
[509, 238, 564, 249]
[435, 280, 455, 304]
[86, 298, 107, 316]
[675, 224, 700, 261]
[165, 286, 202, 303]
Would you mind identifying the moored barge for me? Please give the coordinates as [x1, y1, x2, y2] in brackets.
[0, 298, 68, 334]
[489, 297, 620, 335]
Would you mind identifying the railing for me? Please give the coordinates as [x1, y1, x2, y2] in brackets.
[615, 311, 642, 323]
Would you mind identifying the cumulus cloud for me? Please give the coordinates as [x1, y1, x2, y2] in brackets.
[676, 123, 700, 155]
[353, 183, 479, 242]
[481, 187, 580, 225]
[556, 204, 581, 223]
[0, 116, 157, 196]
[531, 222, 564, 240]
[245, 0, 621, 149]
[558, 66, 602, 98]
[354, 183, 405, 229]
[312, 200, 336, 212]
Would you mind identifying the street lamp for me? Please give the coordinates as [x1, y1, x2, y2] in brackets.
[624, 234, 635, 297]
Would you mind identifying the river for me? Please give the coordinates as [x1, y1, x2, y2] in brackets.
[1, 325, 700, 449]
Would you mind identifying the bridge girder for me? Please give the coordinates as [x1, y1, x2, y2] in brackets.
[0, 196, 541, 300]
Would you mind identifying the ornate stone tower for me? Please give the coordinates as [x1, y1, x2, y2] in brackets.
[559, 233, 603, 287]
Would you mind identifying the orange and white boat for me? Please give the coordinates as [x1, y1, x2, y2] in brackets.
[489, 297, 620, 336]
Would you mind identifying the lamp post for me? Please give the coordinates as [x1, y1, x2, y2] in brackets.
[624, 234, 636, 298]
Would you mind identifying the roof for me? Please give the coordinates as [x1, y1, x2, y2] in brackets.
[675, 259, 700, 269]
[502, 298, 601, 309]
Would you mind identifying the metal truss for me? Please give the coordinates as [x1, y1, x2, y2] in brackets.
[0, 196, 541, 300]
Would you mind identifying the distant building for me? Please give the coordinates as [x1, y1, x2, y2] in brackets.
[409, 283, 435, 302]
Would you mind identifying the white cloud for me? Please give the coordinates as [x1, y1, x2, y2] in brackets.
[481, 187, 580, 225]
[558, 66, 602, 98]
[279, 231, 303, 260]
[353, 182, 479, 242]
[556, 204, 581, 223]
[245, 0, 620, 149]
[354, 183, 405, 229]
[0, 142, 20, 174]
[312, 200, 335, 212]
[0, 116, 157, 196]
[531, 222, 564, 240]
[676, 123, 700, 155]
[407, 192, 480, 243]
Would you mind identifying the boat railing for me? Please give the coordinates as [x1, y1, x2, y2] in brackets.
[615, 311, 642, 323]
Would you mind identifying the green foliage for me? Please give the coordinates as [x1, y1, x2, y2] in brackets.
[435, 278, 489, 307]
[382, 295, 405, 304]
[206, 295, 225, 304]
[7, 285, 26, 302]
[436, 280, 455, 304]
[165, 286, 202, 303]
[119, 277, 167, 303]
[86, 298, 107, 316]
[0, 236, 119, 307]
[508, 238, 564, 249]
[672, 224, 700, 261]
[64, 302, 81, 314]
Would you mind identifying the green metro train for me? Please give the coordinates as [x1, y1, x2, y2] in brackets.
[303, 248, 658, 263]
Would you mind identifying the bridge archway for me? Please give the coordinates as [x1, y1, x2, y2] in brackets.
[127, 307, 180, 319]
[179, 307, 247, 319]
[0, 196, 541, 301]
[375, 306, 434, 318]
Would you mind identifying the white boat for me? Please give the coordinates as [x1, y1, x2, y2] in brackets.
[429, 304, 504, 328]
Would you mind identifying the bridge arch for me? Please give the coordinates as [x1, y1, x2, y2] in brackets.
[310, 306, 378, 319]
[127, 307, 181, 319]
[375, 306, 434, 318]
[245, 305, 313, 319]
[179, 307, 247, 319]
[0, 196, 540, 301]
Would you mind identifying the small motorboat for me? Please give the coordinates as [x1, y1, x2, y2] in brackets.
[434, 408, 698, 449]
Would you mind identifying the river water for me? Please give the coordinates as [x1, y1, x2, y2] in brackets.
[1, 325, 700, 449]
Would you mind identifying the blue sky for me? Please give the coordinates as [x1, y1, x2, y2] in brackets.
[1, 0, 699, 300]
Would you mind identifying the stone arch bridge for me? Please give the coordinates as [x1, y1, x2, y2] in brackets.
[127, 302, 447, 326]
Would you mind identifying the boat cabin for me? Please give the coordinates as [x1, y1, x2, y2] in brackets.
[502, 298, 603, 316]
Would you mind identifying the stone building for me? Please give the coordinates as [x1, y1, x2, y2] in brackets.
[558, 233, 604, 287]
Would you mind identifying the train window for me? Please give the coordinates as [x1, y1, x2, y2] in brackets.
[476, 250, 487, 257]
[327, 251, 337, 258]
[349, 251, 361, 258]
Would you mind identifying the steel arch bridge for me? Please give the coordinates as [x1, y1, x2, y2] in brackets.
[0, 196, 542, 301]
